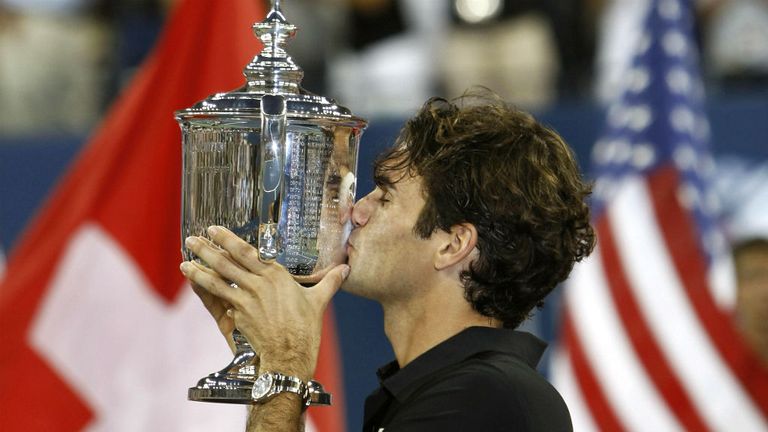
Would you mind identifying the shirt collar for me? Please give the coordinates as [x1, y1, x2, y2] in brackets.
[376, 326, 547, 402]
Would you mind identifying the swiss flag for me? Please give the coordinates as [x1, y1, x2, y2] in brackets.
[0, 1, 346, 431]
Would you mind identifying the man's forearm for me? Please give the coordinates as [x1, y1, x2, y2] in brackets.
[246, 395, 305, 432]
[246, 357, 313, 432]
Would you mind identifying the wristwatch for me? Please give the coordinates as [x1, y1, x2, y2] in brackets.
[251, 372, 332, 407]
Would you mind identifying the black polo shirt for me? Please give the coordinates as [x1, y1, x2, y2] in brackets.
[362, 327, 572, 432]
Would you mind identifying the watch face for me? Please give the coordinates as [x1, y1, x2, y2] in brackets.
[252, 373, 274, 400]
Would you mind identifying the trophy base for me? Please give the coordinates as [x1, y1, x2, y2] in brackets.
[188, 374, 255, 404]
[188, 330, 257, 404]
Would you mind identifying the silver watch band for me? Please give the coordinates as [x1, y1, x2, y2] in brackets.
[307, 380, 332, 406]
[274, 373, 306, 397]
[251, 372, 307, 404]
[252, 372, 332, 407]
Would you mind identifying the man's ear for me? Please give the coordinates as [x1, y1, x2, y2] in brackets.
[434, 223, 478, 271]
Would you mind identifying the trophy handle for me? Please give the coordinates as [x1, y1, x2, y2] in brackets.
[257, 94, 287, 262]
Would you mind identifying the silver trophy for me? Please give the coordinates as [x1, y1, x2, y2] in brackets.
[177, 0, 367, 404]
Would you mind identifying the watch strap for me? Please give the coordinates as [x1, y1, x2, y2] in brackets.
[307, 380, 332, 406]
[252, 372, 307, 404]
[273, 373, 307, 398]
[252, 372, 332, 407]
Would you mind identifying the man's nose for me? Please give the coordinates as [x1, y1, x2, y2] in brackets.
[351, 195, 371, 227]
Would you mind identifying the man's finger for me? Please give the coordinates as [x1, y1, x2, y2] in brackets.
[185, 235, 254, 287]
[190, 281, 231, 312]
[180, 261, 242, 306]
[207, 225, 269, 274]
[308, 264, 349, 310]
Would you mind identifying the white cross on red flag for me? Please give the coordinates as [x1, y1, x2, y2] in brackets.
[551, 0, 768, 430]
[0, 1, 345, 431]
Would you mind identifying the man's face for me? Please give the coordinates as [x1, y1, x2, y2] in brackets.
[342, 169, 439, 302]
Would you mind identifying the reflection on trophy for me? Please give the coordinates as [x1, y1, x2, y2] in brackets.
[176, 0, 367, 404]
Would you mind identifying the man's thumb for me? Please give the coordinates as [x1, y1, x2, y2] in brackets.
[311, 264, 349, 307]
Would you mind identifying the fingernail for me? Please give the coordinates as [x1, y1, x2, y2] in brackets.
[180, 262, 191, 274]
[341, 265, 350, 279]
[185, 236, 198, 247]
[207, 226, 220, 236]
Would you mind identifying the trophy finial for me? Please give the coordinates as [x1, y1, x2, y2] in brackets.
[265, 0, 285, 22]
[244, 0, 303, 93]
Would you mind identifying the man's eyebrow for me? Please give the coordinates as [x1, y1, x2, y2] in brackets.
[373, 170, 396, 191]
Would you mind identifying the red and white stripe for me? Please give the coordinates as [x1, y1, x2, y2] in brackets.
[552, 165, 768, 431]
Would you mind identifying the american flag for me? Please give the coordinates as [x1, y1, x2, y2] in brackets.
[551, 0, 768, 430]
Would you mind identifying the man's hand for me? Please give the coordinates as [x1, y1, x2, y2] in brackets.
[180, 225, 349, 381]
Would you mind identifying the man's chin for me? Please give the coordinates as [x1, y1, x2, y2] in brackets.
[339, 270, 355, 292]
[339, 271, 373, 299]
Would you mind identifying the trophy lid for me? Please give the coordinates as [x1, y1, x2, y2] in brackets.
[176, 0, 366, 127]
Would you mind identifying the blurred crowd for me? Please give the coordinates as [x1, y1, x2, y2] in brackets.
[0, 0, 172, 134]
[0, 0, 767, 134]
[716, 158, 768, 366]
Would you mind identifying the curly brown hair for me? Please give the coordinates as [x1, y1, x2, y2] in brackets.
[374, 90, 595, 328]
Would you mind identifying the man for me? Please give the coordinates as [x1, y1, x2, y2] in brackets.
[180, 91, 595, 431]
